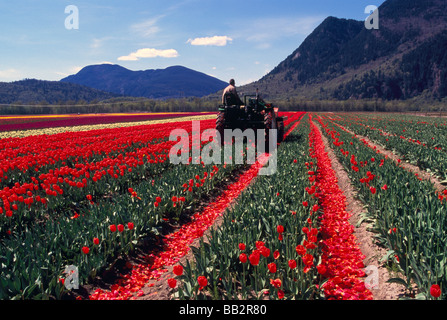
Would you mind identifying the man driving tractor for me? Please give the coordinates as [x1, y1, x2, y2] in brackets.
[217, 80, 285, 148]
[222, 79, 244, 106]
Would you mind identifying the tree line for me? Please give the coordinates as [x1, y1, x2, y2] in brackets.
[1, 94, 445, 115]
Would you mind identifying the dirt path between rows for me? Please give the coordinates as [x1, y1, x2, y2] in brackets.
[334, 122, 446, 194]
[314, 121, 407, 300]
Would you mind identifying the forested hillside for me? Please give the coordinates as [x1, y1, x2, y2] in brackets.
[0, 79, 118, 104]
[240, 0, 447, 104]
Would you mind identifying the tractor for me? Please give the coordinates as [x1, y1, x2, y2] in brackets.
[216, 89, 285, 148]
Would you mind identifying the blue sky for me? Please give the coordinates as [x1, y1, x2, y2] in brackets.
[0, 0, 386, 85]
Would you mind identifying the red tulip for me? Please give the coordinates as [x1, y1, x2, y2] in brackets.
[239, 253, 247, 264]
[93, 237, 100, 245]
[109, 224, 117, 232]
[302, 254, 314, 266]
[173, 265, 183, 276]
[249, 252, 260, 266]
[260, 246, 270, 258]
[316, 264, 327, 275]
[238, 243, 246, 251]
[197, 276, 207, 288]
[168, 278, 177, 289]
[267, 262, 277, 273]
[277, 289, 285, 299]
[430, 284, 441, 298]
[273, 250, 280, 260]
[82, 246, 90, 254]
[288, 259, 297, 270]
[117, 224, 124, 232]
[270, 278, 281, 288]
[276, 225, 284, 234]
[127, 222, 134, 230]
[295, 244, 306, 256]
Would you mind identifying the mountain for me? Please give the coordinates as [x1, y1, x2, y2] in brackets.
[241, 0, 447, 102]
[61, 64, 228, 99]
[0, 79, 118, 104]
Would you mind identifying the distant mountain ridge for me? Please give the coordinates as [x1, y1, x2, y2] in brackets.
[241, 0, 447, 102]
[61, 64, 228, 99]
[0, 79, 118, 105]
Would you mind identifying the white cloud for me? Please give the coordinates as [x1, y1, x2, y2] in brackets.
[131, 17, 163, 38]
[118, 48, 179, 61]
[0, 68, 21, 81]
[187, 36, 233, 46]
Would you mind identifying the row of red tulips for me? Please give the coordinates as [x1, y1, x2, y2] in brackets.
[314, 113, 444, 300]
[0, 112, 217, 132]
[0, 119, 217, 226]
[308, 115, 372, 300]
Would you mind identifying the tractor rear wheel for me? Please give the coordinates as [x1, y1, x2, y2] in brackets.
[216, 111, 225, 145]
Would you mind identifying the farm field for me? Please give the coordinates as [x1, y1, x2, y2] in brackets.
[0, 112, 216, 139]
[0, 111, 445, 301]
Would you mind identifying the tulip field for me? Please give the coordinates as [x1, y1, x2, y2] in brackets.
[0, 111, 446, 301]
